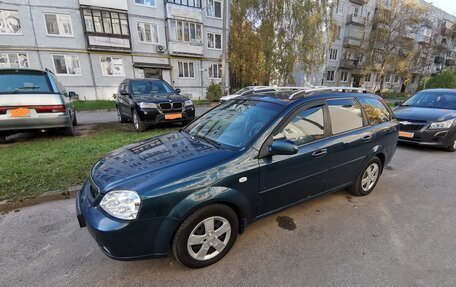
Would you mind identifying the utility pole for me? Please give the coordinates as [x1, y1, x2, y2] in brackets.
[220, 0, 228, 96]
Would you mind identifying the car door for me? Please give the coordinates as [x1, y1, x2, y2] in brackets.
[323, 97, 374, 191]
[118, 81, 130, 117]
[257, 101, 331, 216]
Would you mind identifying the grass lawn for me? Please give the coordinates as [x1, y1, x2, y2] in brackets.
[74, 100, 116, 111]
[0, 124, 170, 201]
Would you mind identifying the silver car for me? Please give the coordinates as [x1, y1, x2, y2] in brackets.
[0, 68, 77, 143]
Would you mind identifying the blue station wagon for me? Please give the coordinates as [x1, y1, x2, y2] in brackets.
[76, 87, 399, 268]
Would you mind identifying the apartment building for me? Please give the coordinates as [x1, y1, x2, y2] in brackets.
[294, 0, 456, 93]
[0, 0, 229, 100]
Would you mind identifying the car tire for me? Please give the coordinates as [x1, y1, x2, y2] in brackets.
[62, 123, 75, 136]
[172, 204, 239, 268]
[348, 156, 382, 196]
[445, 136, 456, 152]
[0, 133, 7, 144]
[117, 106, 128, 123]
[132, 110, 147, 132]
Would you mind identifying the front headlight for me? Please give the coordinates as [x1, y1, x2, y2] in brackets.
[184, 100, 193, 107]
[100, 190, 141, 220]
[429, 119, 455, 129]
[138, 102, 157, 109]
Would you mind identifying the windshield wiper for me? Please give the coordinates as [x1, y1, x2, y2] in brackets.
[193, 134, 222, 149]
[12, 86, 40, 94]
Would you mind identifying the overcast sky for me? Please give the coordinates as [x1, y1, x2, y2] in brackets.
[425, 0, 456, 16]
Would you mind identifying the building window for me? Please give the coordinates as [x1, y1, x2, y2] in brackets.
[375, 73, 380, 83]
[178, 61, 195, 78]
[385, 74, 391, 83]
[44, 13, 73, 37]
[335, 25, 341, 40]
[137, 22, 159, 44]
[209, 63, 222, 78]
[0, 53, 28, 68]
[169, 20, 202, 43]
[52, 55, 81, 75]
[207, 0, 222, 18]
[394, 75, 400, 83]
[83, 9, 129, 36]
[364, 73, 371, 82]
[135, 0, 156, 7]
[340, 71, 348, 82]
[100, 57, 124, 76]
[207, 32, 222, 49]
[0, 9, 21, 34]
[329, 48, 338, 61]
[326, 71, 335, 82]
[336, 0, 344, 15]
[167, 0, 202, 8]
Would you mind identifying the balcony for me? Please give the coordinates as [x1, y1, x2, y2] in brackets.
[349, 0, 368, 5]
[166, 3, 203, 22]
[339, 59, 359, 69]
[435, 56, 445, 64]
[346, 14, 365, 27]
[343, 37, 362, 48]
[169, 41, 203, 57]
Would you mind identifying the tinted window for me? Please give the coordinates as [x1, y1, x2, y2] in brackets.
[358, 97, 391, 125]
[130, 80, 174, 95]
[403, 91, 456, 110]
[0, 72, 53, 94]
[328, 98, 363, 134]
[185, 100, 282, 148]
[274, 106, 325, 145]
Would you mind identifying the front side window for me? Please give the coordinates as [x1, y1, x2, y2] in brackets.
[209, 63, 222, 78]
[328, 98, 363, 134]
[137, 22, 159, 43]
[0, 71, 53, 94]
[44, 13, 73, 36]
[358, 97, 392, 125]
[0, 53, 28, 68]
[206, 0, 222, 18]
[207, 32, 222, 49]
[0, 9, 21, 34]
[135, 0, 156, 7]
[274, 106, 325, 146]
[100, 57, 124, 76]
[185, 100, 282, 148]
[52, 55, 81, 75]
[178, 61, 195, 78]
[169, 20, 202, 43]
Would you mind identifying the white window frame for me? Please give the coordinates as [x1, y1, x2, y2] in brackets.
[329, 48, 338, 61]
[170, 20, 202, 44]
[0, 9, 22, 35]
[137, 21, 159, 44]
[0, 53, 29, 68]
[134, 0, 157, 8]
[364, 73, 371, 82]
[327, 70, 335, 82]
[52, 54, 81, 76]
[206, 0, 222, 19]
[100, 56, 125, 77]
[340, 71, 348, 82]
[207, 32, 222, 50]
[177, 61, 195, 78]
[208, 63, 222, 79]
[43, 13, 73, 37]
[336, 1, 344, 15]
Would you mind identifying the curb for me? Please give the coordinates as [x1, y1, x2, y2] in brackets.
[0, 185, 82, 213]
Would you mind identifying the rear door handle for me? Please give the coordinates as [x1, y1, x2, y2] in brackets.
[362, 135, 373, 141]
[312, 149, 327, 157]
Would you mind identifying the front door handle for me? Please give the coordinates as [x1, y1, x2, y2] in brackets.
[362, 135, 373, 141]
[312, 149, 327, 157]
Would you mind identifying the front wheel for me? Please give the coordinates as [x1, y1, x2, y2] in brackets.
[172, 204, 239, 268]
[348, 156, 382, 196]
[445, 136, 456, 152]
[132, 110, 147, 132]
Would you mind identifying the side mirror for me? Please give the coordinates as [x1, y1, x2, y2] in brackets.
[119, 89, 129, 96]
[68, 91, 79, 100]
[394, 101, 402, 106]
[269, 140, 298, 155]
[175, 88, 181, 94]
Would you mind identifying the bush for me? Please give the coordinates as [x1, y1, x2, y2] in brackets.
[381, 91, 409, 99]
[419, 69, 456, 90]
[206, 83, 222, 102]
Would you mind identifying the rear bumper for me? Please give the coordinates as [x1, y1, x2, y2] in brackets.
[0, 114, 72, 132]
[398, 128, 456, 148]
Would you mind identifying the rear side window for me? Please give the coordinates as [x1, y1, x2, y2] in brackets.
[357, 97, 392, 125]
[0, 72, 53, 94]
[327, 98, 363, 135]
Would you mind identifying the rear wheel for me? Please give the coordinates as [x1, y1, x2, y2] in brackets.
[62, 123, 75, 136]
[348, 156, 382, 196]
[117, 106, 128, 123]
[0, 133, 7, 144]
[132, 110, 147, 132]
[445, 136, 456, 152]
[172, 204, 239, 268]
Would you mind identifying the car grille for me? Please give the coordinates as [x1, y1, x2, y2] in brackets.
[159, 102, 183, 112]
[399, 124, 425, 131]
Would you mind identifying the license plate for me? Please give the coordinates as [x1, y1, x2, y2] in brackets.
[165, 113, 182, 120]
[399, 131, 414, 138]
[10, 107, 30, 117]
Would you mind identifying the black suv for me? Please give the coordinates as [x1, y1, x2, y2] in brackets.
[116, 78, 195, 131]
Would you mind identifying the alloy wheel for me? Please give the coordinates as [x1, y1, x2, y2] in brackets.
[361, 163, 379, 192]
[133, 112, 139, 130]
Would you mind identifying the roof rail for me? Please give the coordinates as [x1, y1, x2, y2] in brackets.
[288, 86, 368, 100]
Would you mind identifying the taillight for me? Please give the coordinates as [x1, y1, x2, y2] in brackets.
[34, 105, 66, 113]
[0, 107, 6, 115]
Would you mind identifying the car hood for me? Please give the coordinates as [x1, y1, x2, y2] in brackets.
[394, 106, 456, 122]
[133, 93, 188, 103]
[90, 131, 235, 194]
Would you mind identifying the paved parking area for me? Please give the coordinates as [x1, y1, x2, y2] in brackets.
[0, 145, 455, 287]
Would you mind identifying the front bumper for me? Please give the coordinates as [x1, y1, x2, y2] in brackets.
[0, 113, 72, 132]
[137, 106, 195, 124]
[398, 126, 456, 148]
[76, 181, 181, 260]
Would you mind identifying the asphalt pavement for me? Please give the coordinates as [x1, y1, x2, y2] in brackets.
[1, 145, 455, 286]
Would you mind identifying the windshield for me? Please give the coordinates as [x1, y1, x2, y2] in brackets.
[131, 80, 174, 95]
[185, 100, 283, 148]
[0, 72, 53, 94]
[403, 91, 456, 110]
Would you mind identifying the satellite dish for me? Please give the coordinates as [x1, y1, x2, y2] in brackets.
[156, 45, 165, 53]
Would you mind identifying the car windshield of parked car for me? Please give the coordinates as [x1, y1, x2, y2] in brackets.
[185, 100, 283, 148]
[402, 91, 456, 110]
[0, 72, 53, 94]
[131, 80, 174, 95]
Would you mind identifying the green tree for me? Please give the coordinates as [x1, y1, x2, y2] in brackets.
[420, 69, 456, 90]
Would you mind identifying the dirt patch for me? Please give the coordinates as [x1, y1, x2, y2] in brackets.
[276, 216, 296, 231]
